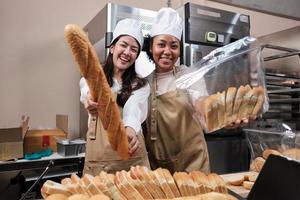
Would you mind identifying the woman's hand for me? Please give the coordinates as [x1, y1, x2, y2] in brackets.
[84, 93, 99, 116]
[225, 118, 249, 129]
[126, 127, 140, 156]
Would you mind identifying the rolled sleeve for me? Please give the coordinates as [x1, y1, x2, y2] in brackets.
[122, 83, 150, 134]
[79, 77, 90, 104]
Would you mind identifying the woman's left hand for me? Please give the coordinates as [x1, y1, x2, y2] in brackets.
[126, 127, 140, 156]
[225, 118, 249, 129]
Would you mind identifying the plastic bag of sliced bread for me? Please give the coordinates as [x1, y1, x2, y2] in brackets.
[176, 37, 269, 133]
[244, 124, 300, 169]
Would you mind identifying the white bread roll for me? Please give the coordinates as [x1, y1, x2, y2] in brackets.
[250, 157, 265, 172]
[226, 174, 244, 186]
[262, 149, 282, 160]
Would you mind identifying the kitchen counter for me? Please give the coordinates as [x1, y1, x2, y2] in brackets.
[221, 171, 255, 199]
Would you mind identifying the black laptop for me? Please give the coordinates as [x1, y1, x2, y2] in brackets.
[248, 154, 300, 200]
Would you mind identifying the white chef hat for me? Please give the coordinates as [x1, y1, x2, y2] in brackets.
[111, 18, 144, 50]
[151, 7, 183, 40]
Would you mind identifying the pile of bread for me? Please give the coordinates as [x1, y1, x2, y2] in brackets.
[250, 148, 300, 173]
[41, 166, 237, 200]
[226, 172, 258, 191]
[195, 85, 265, 132]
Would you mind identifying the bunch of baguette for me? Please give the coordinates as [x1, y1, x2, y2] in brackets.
[41, 166, 237, 200]
[195, 85, 265, 132]
[64, 24, 129, 160]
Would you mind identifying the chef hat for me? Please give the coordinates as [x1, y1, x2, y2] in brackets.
[151, 7, 183, 40]
[111, 18, 144, 50]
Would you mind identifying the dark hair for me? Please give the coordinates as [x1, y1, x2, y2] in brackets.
[103, 36, 147, 108]
[144, 35, 154, 62]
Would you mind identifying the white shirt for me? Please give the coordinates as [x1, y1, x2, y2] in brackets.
[79, 77, 150, 134]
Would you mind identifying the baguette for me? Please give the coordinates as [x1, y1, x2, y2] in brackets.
[64, 24, 129, 160]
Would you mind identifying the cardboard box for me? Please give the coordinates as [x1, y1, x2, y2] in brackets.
[24, 115, 68, 154]
[0, 116, 29, 161]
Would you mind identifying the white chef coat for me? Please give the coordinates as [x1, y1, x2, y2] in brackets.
[79, 77, 150, 134]
[149, 65, 208, 104]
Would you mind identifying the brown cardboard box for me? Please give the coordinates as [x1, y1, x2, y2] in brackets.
[24, 115, 68, 153]
[0, 116, 29, 161]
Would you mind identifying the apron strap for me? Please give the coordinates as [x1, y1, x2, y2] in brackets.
[150, 75, 158, 140]
[150, 66, 180, 141]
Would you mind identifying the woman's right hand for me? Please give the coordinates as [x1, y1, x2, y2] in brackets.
[84, 93, 99, 116]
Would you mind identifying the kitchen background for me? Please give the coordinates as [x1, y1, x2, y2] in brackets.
[0, 0, 299, 140]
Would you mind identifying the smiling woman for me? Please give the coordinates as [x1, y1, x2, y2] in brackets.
[145, 8, 211, 174]
[79, 18, 151, 175]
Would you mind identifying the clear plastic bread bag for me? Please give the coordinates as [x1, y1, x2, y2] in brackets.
[176, 37, 269, 133]
[244, 124, 298, 163]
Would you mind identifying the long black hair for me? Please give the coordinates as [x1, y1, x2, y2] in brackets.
[103, 35, 147, 108]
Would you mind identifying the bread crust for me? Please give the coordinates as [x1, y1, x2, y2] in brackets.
[64, 24, 129, 160]
[250, 157, 265, 172]
[262, 149, 282, 160]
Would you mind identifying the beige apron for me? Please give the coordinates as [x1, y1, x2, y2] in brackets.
[146, 71, 210, 174]
[84, 102, 150, 176]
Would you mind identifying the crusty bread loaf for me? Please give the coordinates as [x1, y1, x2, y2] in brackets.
[250, 157, 265, 172]
[250, 86, 265, 119]
[217, 91, 226, 128]
[64, 24, 129, 160]
[89, 194, 110, 200]
[98, 171, 126, 200]
[262, 149, 282, 160]
[126, 170, 153, 199]
[237, 85, 252, 119]
[282, 148, 300, 160]
[225, 87, 237, 124]
[136, 166, 166, 199]
[231, 85, 248, 122]
[115, 170, 144, 200]
[67, 194, 90, 200]
[244, 172, 258, 182]
[226, 174, 244, 186]
[161, 168, 181, 198]
[154, 168, 175, 198]
[189, 171, 212, 194]
[243, 181, 254, 190]
[198, 192, 237, 200]
[42, 180, 72, 197]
